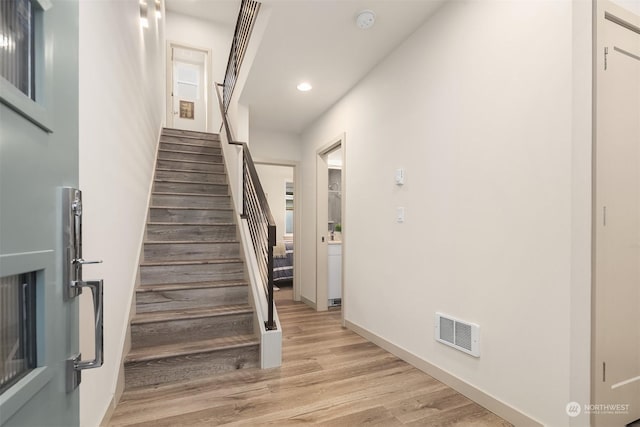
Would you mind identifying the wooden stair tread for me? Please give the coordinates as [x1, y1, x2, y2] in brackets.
[125, 334, 259, 363]
[150, 205, 233, 211]
[144, 240, 239, 245]
[160, 140, 221, 148]
[137, 280, 248, 292]
[155, 179, 226, 185]
[159, 149, 220, 156]
[140, 258, 243, 267]
[132, 304, 253, 325]
[162, 127, 220, 139]
[133, 304, 251, 321]
[157, 158, 223, 165]
[155, 168, 225, 175]
[147, 222, 235, 226]
[152, 192, 229, 198]
[160, 135, 220, 142]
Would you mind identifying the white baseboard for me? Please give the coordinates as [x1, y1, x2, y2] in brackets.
[300, 295, 317, 310]
[345, 320, 543, 427]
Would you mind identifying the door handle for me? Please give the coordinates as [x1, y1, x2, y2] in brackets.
[62, 188, 105, 392]
[72, 279, 103, 370]
[67, 279, 103, 391]
[73, 258, 102, 266]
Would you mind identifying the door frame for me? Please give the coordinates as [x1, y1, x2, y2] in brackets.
[254, 159, 302, 302]
[592, 1, 640, 425]
[315, 134, 346, 323]
[165, 41, 211, 131]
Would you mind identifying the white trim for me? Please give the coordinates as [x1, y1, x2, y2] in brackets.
[315, 134, 345, 317]
[345, 320, 543, 427]
[253, 158, 302, 302]
[611, 375, 640, 390]
[300, 295, 316, 310]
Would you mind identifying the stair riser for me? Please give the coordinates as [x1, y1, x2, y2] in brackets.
[140, 262, 244, 285]
[146, 224, 236, 242]
[144, 242, 240, 262]
[157, 159, 225, 173]
[124, 345, 259, 389]
[160, 142, 221, 155]
[151, 194, 231, 209]
[136, 286, 249, 312]
[155, 170, 226, 184]
[149, 208, 234, 223]
[158, 151, 224, 163]
[153, 181, 228, 195]
[162, 129, 219, 140]
[131, 314, 253, 348]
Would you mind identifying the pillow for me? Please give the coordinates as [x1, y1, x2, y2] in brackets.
[273, 243, 287, 257]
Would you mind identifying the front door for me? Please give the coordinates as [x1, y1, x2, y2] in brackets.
[593, 1, 640, 426]
[0, 1, 99, 425]
[169, 45, 207, 132]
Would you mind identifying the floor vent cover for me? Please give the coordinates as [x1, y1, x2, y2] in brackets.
[435, 312, 480, 357]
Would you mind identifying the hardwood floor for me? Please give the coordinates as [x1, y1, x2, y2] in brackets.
[108, 287, 512, 426]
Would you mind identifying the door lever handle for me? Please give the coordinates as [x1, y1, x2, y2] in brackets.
[67, 279, 104, 392]
[72, 258, 103, 265]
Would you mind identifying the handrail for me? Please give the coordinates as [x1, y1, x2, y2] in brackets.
[215, 82, 276, 330]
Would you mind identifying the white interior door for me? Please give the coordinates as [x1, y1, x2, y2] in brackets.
[0, 1, 102, 425]
[594, 2, 640, 426]
[170, 46, 206, 132]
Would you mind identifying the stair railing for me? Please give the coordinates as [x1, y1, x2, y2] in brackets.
[215, 83, 276, 331]
[222, 0, 261, 112]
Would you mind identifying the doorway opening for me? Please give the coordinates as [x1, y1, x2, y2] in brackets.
[255, 162, 300, 303]
[166, 42, 210, 132]
[316, 136, 345, 315]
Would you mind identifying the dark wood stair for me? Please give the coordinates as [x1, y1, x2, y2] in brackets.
[124, 128, 258, 390]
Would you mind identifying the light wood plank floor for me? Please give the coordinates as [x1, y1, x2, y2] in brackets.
[108, 287, 512, 426]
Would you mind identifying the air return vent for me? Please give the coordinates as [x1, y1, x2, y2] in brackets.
[435, 312, 480, 357]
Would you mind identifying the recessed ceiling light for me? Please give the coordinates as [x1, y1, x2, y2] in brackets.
[297, 82, 312, 92]
[356, 10, 375, 30]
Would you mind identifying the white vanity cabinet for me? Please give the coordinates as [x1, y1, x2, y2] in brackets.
[328, 242, 342, 306]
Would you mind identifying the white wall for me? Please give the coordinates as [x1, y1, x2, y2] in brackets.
[166, 11, 234, 132]
[249, 128, 302, 162]
[298, 1, 591, 425]
[78, 1, 165, 426]
[611, 0, 640, 14]
[255, 164, 294, 244]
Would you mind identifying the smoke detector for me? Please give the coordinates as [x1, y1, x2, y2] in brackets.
[356, 10, 375, 30]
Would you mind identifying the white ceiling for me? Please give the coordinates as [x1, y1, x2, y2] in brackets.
[165, 0, 241, 27]
[166, 0, 445, 134]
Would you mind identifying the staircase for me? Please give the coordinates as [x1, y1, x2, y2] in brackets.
[123, 128, 259, 389]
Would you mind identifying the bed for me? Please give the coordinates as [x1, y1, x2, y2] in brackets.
[273, 241, 293, 284]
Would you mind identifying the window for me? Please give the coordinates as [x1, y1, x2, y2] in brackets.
[0, 0, 35, 99]
[0, 272, 37, 394]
